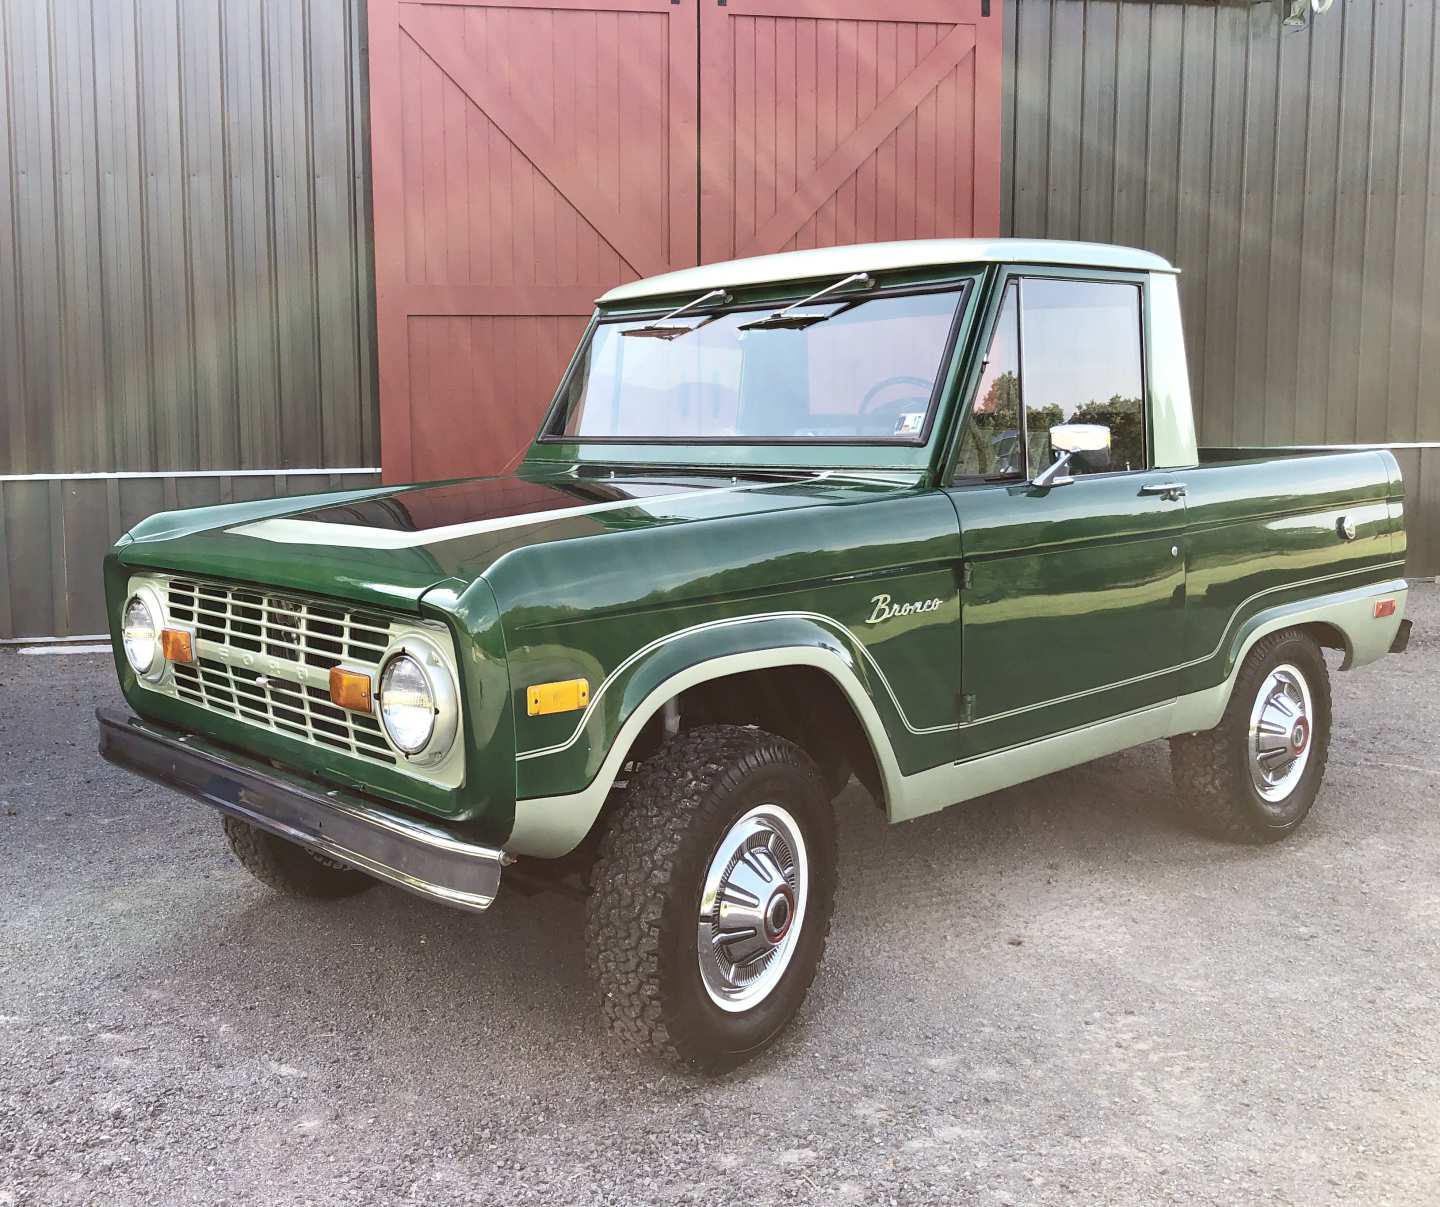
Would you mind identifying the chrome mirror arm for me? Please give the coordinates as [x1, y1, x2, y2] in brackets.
[1030, 450, 1075, 490]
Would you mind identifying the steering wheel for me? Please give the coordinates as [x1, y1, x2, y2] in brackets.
[859, 374, 934, 414]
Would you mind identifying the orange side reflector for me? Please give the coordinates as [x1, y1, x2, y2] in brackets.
[329, 667, 374, 714]
[527, 677, 590, 716]
[1374, 598, 1397, 619]
[160, 628, 194, 664]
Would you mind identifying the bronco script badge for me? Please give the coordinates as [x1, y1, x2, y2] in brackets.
[867, 593, 944, 624]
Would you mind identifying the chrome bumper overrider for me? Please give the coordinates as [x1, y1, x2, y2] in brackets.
[96, 707, 505, 912]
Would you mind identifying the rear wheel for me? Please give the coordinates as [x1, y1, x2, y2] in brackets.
[222, 818, 375, 899]
[586, 725, 837, 1072]
[1169, 628, 1331, 843]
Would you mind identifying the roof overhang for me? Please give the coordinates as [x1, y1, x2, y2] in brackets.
[597, 238, 1178, 305]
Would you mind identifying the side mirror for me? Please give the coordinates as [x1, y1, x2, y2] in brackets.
[1031, 423, 1112, 489]
[1050, 423, 1112, 456]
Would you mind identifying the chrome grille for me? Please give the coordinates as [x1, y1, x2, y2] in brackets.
[164, 577, 399, 768]
[166, 578, 392, 669]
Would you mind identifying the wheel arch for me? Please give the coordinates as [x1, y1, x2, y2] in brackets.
[508, 643, 905, 858]
[654, 662, 888, 803]
[1295, 619, 1352, 667]
[1170, 577, 1406, 735]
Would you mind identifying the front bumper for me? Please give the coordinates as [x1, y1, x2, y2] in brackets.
[97, 707, 506, 912]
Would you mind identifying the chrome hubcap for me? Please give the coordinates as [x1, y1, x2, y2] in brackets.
[1248, 663, 1314, 803]
[697, 804, 808, 1013]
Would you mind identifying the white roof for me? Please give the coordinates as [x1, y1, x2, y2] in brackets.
[598, 238, 1177, 304]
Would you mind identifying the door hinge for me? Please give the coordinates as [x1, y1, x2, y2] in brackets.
[959, 692, 977, 724]
[960, 560, 974, 590]
[981, 0, 991, 15]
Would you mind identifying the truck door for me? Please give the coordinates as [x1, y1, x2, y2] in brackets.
[945, 274, 1188, 762]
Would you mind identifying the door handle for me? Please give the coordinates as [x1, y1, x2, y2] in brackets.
[1140, 482, 1187, 502]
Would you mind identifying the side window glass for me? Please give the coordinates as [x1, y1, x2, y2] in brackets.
[1020, 279, 1145, 475]
[955, 282, 1022, 477]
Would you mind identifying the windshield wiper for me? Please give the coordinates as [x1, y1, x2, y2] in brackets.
[737, 272, 875, 331]
[620, 288, 732, 340]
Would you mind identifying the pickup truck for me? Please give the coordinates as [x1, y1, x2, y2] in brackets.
[98, 238, 1411, 1071]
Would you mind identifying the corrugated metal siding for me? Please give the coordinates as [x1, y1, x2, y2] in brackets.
[0, 0, 377, 474]
[0, 0, 380, 472]
[0, 0, 378, 638]
[1002, 0, 1440, 575]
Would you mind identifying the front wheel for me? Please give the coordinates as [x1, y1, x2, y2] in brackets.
[585, 725, 837, 1072]
[222, 817, 376, 899]
[1169, 628, 1332, 843]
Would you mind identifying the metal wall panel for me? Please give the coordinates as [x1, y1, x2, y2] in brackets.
[0, 0, 379, 639]
[0, 0, 378, 474]
[1002, 0, 1440, 574]
[0, 472, 382, 641]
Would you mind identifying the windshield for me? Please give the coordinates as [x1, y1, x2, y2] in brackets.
[548, 286, 967, 444]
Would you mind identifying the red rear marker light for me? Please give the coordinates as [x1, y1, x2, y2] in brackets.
[1374, 598, 1397, 619]
[159, 628, 194, 664]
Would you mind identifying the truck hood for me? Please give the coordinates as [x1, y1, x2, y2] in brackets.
[117, 469, 914, 610]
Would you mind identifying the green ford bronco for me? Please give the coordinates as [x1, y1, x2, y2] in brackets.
[99, 239, 1411, 1070]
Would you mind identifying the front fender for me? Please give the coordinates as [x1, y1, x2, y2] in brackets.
[508, 616, 907, 857]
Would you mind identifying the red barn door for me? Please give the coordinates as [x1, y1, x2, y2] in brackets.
[368, 0, 1001, 483]
[368, 0, 698, 481]
[698, 0, 1001, 262]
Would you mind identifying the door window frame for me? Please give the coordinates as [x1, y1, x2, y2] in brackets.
[944, 265, 1152, 487]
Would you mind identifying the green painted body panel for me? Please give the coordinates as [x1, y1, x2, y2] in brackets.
[498, 482, 963, 799]
[117, 488, 448, 612]
[103, 550, 515, 837]
[949, 471, 1189, 758]
[99, 248, 1410, 855]
[1177, 450, 1403, 688]
[946, 450, 1404, 763]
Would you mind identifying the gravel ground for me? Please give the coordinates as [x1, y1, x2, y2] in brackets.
[2, 585, 1438, 1206]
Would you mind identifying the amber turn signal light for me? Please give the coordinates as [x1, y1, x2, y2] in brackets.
[159, 628, 194, 665]
[1374, 598, 1397, 619]
[329, 666, 374, 714]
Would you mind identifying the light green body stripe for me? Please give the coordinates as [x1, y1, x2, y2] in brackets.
[516, 559, 1407, 762]
[506, 577, 1407, 857]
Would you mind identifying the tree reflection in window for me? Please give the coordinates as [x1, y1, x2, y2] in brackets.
[1020, 279, 1145, 475]
[955, 278, 1146, 480]
[955, 283, 1022, 477]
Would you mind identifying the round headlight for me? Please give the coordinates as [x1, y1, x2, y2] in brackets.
[380, 654, 437, 754]
[122, 594, 159, 675]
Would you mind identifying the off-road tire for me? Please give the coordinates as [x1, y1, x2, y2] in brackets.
[1168, 628, 1332, 843]
[586, 724, 838, 1073]
[221, 817, 375, 899]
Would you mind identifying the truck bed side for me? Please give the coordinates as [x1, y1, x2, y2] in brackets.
[1179, 448, 1405, 695]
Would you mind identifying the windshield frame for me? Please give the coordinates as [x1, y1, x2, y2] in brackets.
[534, 274, 977, 457]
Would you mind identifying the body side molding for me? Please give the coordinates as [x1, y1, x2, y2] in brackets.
[506, 577, 1407, 856]
[508, 646, 904, 856]
[515, 560, 1406, 768]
